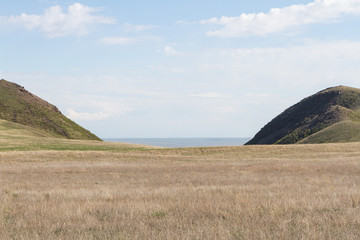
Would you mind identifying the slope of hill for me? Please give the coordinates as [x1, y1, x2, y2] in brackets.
[0, 79, 100, 140]
[0, 118, 55, 139]
[246, 86, 360, 145]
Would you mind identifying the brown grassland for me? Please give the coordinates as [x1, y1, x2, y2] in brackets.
[1, 140, 360, 239]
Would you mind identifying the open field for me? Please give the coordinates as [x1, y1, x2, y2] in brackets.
[1, 140, 360, 239]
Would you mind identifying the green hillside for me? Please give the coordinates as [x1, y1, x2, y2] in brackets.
[246, 86, 360, 145]
[0, 118, 54, 138]
[299, 120, 360, 144]
[0, 79, 100, 140]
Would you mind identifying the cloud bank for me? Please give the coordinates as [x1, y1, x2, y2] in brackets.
[123, 23, 157, 32]
[164, 46, 184, 56]
[201, 0, 360, 37]
[66, 109, 112, 121]
[190, 92, 232, 98]
[100, 36, 161, 45]
[66, 96, 132, 121]
[0, 3, 115, 37]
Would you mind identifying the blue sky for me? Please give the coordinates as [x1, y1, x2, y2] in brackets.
[1, 0, 360, 138]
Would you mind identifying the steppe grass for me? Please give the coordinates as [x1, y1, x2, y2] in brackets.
[1, 141, 360, 239]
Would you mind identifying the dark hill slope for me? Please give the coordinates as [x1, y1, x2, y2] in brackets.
[0, 79, 100, 140]
[246, 86, 360, 145]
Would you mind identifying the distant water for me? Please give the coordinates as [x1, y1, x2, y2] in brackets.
[103, 138, 251, 148]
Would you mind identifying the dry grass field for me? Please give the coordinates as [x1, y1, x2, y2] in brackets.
[1, 141, 360, 239]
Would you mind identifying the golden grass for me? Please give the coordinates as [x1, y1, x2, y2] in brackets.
[1, 143, 360, 239]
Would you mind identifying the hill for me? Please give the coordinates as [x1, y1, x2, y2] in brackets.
[246, 86, 360, 145]
[0, 79, 100, 140]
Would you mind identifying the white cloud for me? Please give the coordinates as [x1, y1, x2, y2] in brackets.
[1, 3, 115, 37]
[200, 0, 360, 37]
[175, 20, 189, 25]
[148, 65, 185, 73]
[66, 96, 132, 121]
[100, 36, 161, 45]
[202, 40, 360, 89]
[213, 106, 237, 114]
[164, 46, 184, 56]
[244, 93, 273, 105]
[67, 109, 112, 121]
[123, 23, 157, 32]
[100, 36, 140, 45]
[190, 92, 232, 98]
[245, 93, 272, 97]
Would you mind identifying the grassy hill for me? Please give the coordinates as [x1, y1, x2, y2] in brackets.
[0, 79, 100, 140]
[246, 86, 360, 145]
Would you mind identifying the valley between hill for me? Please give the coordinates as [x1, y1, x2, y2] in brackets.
[1, 81, 360, 239]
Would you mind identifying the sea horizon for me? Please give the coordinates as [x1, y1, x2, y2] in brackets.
[103, 137, 251, 148]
